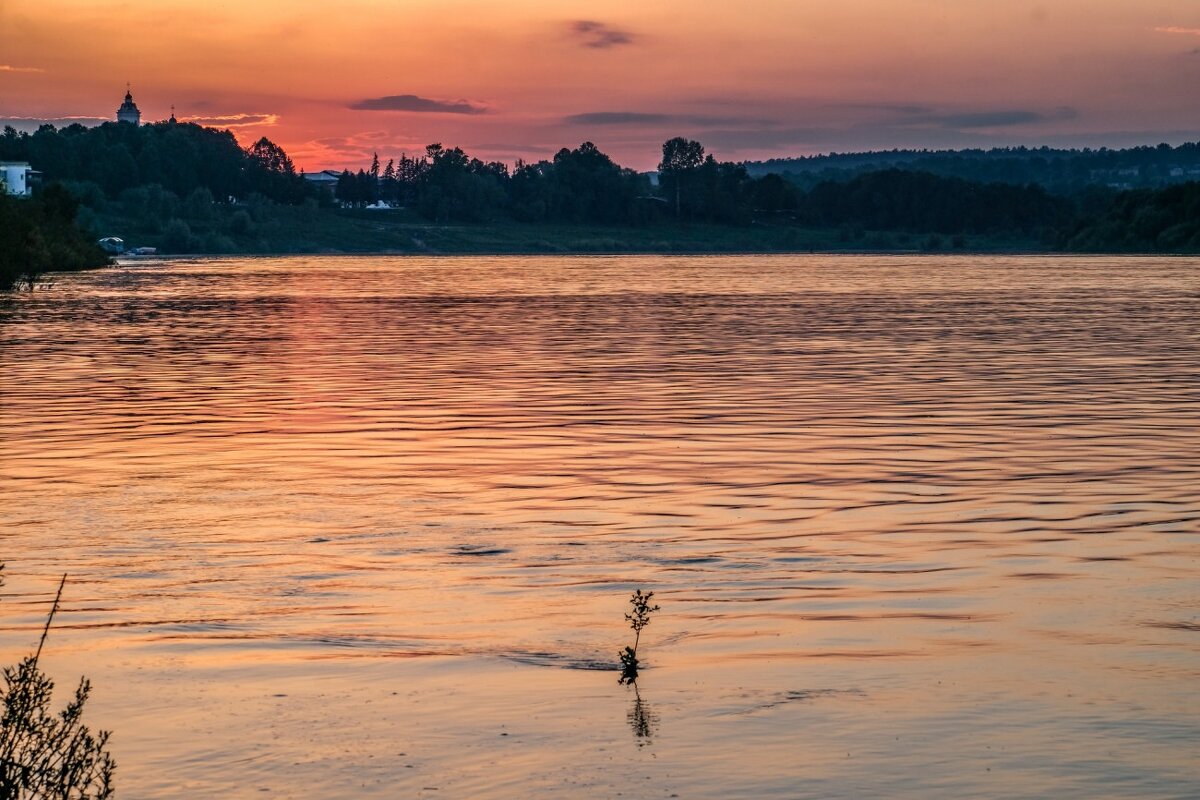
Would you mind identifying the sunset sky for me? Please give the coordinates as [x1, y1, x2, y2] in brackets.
[2, 0, 1198, 171]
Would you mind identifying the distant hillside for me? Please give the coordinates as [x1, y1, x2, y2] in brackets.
[745, 143, 1200, 194]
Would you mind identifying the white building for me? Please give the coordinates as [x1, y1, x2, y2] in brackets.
[0, 162, 35, 197]
[302, 170, 342, 191]
[117, 87, 141, 125]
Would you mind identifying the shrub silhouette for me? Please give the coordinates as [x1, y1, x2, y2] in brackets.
[0, 568, 115, 799]
[617, 589, 660, 685]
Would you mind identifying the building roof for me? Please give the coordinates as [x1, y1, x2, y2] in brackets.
[117, 86, 142, 123]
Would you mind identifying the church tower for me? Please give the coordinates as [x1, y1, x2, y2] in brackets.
[117, 86, 141, 125]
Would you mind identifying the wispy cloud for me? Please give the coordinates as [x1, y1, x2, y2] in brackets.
[565, 112, 671, 125]
[568, 20, 635, 48]
[926, 109, 1076, 128]
[0, 65, 44, 73]
[181, 112, 278, 128]
[1154, 26, 1200, 36]
[0, 117, 108, 132]
[349, 95, 487, 114]
[838, 103, 937, 116]
[565, 111, 776, 126]
[886, 106, 1078, 129]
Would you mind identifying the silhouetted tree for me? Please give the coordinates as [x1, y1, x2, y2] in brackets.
[244, 137, 309, 203]
[659, 137, 705, 218]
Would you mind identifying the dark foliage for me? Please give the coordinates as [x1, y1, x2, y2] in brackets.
[618, 590, 660, 685]
[799, 169, 1074, 235]
[0, 122, 310, 204]
[747, 142, 1200, 195]
[338, 141, 650, 225]
[0, 186, 111, 289]
[1061, 181, 1200, 252]
[0, 568, 116, 799]
[8, 120, 1197, 255]
[244, 138, 308, 204]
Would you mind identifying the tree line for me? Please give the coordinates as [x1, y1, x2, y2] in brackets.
[331, 141, 659, 224]
[747, 142, 1200, 195]
[0, 121, 310, 204]
[328, 138, 1076, 237]
[2, 120, 1197, 260]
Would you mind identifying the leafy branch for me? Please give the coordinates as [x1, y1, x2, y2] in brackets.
[618, 590, 660, 685]
[1, 567, 116, 799]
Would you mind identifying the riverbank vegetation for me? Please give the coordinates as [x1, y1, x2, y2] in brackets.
[0, 565, 116, 798]
[0, 187, 111, 289]
[1058, 181, 1200, 252]
[2, 121, 1197, 261]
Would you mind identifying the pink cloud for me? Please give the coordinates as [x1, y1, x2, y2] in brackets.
[180, 112, 279, 128]
[1153, 26, 1200, 36]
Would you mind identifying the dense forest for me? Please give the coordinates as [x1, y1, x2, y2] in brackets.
[746, 143, 1200, 194]
[0, 185, 110, 289]
[323, 142, 1199, 250]
[1059, 181, 1200, 252]
[1, 120, 1197, 264]
[0, 120, 310, 204]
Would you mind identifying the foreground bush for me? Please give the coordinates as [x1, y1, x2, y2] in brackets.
[0, 567, 116, 798]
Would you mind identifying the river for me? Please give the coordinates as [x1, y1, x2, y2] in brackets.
[1, 255, 1197, 797]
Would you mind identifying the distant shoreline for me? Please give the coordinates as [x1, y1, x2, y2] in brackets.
[111, 248, 1185, 262]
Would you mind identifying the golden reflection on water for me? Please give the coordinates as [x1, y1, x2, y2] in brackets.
[1, 255, 1197, 798]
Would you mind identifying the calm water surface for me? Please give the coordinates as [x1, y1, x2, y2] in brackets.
[1, 255, 1197, 798]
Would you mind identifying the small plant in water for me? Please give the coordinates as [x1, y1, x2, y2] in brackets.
[618, 589, 660, 685]
[0, 567, 116, 799]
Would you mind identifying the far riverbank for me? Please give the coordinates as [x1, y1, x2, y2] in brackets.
[85, 204, 1052, 257]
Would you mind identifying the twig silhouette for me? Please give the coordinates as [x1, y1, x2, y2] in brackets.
[33, 574, 66, 665]
[1, 566, 115, 798]
[618, 590, 660, 685]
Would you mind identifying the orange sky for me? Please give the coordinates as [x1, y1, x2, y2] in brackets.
[1, 0, 1198, 170]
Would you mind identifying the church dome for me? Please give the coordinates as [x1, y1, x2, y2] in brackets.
[117, 87, 141, 125]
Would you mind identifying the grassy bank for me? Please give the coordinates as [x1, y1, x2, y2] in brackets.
[83, 202, 1046, 256]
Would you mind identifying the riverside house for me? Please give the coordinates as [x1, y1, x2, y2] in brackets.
[0, 162, 36, 197]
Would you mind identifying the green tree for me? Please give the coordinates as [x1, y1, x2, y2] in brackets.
[659, 137, 705, 218]
[244, 137, 309, 203]
[0, 186, 110, 289]
[161, 218, 196, 253]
